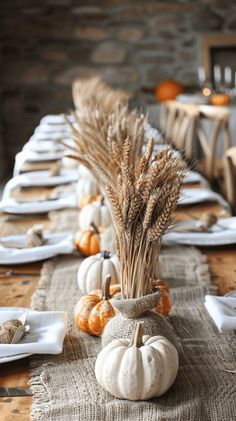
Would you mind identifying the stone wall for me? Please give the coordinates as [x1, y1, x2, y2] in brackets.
[1, 0, 236, 176]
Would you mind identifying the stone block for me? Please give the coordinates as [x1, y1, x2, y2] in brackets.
[55, 66, 98, 85]
[148, 14, 179, 29]
[101, 66, 139, 85]
[41, 47, 67, 62]
[2, 63, 48, 85]
[117, 27, 144, 42]
[91, 42, 126, 64]
[75, 26, 109, 41]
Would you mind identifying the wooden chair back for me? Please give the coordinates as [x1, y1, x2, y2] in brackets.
[197, 105, 231, 181]
[223, 147, 236, 214]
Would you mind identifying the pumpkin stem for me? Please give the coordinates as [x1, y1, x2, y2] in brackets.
[90, 222, 99, 235]
[103, 275, 111, 300]
[101, 250, 111, 259]
[130, 322, 144, 348]
[100, 196, 105, 206]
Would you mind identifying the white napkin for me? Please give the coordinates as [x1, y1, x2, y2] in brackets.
[184, 171, 209, 186]
[2, 170, 79, 200]
[0, 232, 74, 264]
[204, 295, 236, 332]
[0, 308, 67, 358]
[14, 151, 63, 176]
[40, 114, 75, 125]
[0, 193, 77, 214]
[163, 217, 236, 246]
[179, 188, 230, 210]
[23, 139, 66, 153]
[28, 131, 72, 142]
[144, 124, 163, 143]
[35, 123, 70, 134]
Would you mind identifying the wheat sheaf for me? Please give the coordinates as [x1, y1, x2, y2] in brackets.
[65, 79, 187, 298]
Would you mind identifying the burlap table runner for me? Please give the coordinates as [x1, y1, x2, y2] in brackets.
[29, 245, 236, 421]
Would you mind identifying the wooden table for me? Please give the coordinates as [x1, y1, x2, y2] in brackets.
[0, 182, 236, 421]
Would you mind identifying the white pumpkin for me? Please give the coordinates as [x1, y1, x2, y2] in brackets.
[79, 198, 112, 229]
[78, 164, 96, 181]
[62, 152, 79, 169]
[77, 251, 120, 294]
[95, 323, 179, 401]
[76, 178, 100, 200]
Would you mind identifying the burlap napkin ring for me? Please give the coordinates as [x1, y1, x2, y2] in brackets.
[0, 313, 30, 344]
[26, 224, 47, 247]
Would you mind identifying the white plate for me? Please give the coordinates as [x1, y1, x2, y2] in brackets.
[163, 217, 236, 246]
[0, 352, 31, 363]
[0, 232, 74, 264]
[15, 150, 63, 163]
[184, 171, 209, 185]
[0, 308, 67, 362]
[2, 170, 79, 199]
[179, 188, 230, 210]
[0, 193, 77, 214]
[40, 114, 75, 125]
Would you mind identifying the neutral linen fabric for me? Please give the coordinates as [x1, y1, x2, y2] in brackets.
[29, 246, 236, 421]
[205, 295, 236, 332]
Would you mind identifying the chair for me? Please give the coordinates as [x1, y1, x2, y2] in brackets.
[196, 105, 231, 181]
[223, 147, 236, 214]
[160, 101, 199, 160]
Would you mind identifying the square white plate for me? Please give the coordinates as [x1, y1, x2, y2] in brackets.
[0, 308, 67, 363]
[0, 232, 74, 264]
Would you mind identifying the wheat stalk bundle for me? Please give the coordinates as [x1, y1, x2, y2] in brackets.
[72, 76, 131, 114]
[62, 104, 147, 180]
[65, 110, 186, 298]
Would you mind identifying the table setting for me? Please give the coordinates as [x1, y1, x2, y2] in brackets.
[0, 77, 235, 421]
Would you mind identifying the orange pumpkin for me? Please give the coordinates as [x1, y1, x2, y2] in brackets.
[155, 80, 184, 102]
[152, 279, 172, 316]
[74, 275, 120, 336]
[210, 93, 230, 106]
[78, 194, 102, 209]
[75, 223, 100, 257]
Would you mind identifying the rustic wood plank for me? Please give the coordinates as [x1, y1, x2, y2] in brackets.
[0, 396, 32, 421]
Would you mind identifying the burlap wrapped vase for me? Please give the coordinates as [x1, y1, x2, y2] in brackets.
[102, 291, 179, 348]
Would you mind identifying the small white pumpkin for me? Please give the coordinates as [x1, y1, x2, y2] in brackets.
[77, 251, 120, 294]
[76, 178, 100, 201]
[62, 152, 79, 169]
[79, 197, 112, 229]
[95, 323, 179, 401]
[78, 164, 96, 181]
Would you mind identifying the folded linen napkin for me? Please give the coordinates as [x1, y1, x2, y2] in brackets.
[0, 232, 74, 264]
[204, 295, 236, 332]
[2, 170, 79, 199]
[23, 139, 66, 153]
[40, 114, 75, 125]
[14, 151, 63, 176]
[184, 171, 209, 186]
[0, 193, 77, 214]
[28, 131, 72, 142]
[35, 123, 70, 134]
[163, 217, 236, 246]
[0, 308, 67, 358]
[179, 188, 230, 210]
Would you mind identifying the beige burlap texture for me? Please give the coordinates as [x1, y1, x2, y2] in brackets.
[29, 245, 236, 421]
